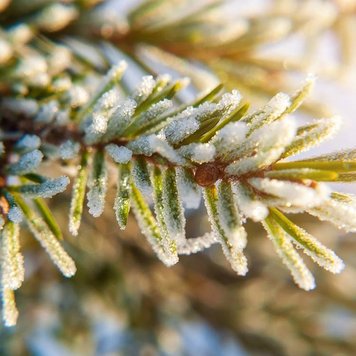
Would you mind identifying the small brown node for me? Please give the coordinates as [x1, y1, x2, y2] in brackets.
[194, 163, 222, 187]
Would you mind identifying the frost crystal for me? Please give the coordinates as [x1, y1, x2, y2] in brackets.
[308, 193, 356, 233]
[14, 135, 41, 153]
[134, 99, 173, 131]
[131, 184, 178, 267]
[212, 122, 248, 161]
[232, 183, 268, 222]
[68, 85, 89, 108]
[271, 209, 344, 273]
[87, 151, 108, 217]
[226, 119, 296, 174]
[9, 149, 43, 175]
[132, 158, 152, 197]
[59, 140, 80, 160]
[249, 177, 330, 208]
[105, 98, 137, 139]
[263, 218, 316, 291]
[26, 215, 76, 278]
[179, 143, 215, 163]
[105, 144, 132, 163]
[204, 187, 248, 276]
[282, 116, 342, 158]
[1, 222, 24, 291]
[35, 3, 78, 32]
[132, 75, 156, 103]
[246, 92, 291, 131]
[7, 207, 23, 223]
[19, 176, 70, 198]
[176, 167, 201, 209]
[35, 101, 59, 123]
[178, 233, 218, 255]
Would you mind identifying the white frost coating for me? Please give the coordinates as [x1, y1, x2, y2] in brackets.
[165, 90, 240, 145]
[308, 194, 356, 233]
[164, 109, 199, 145]
[249, 178, 330, 208]
[7, 207, 23, 223]
[148, 134, 185, 165]
[131, 186, 178, 267]
[249, 118, 297, 151]
[105, 144, 132, 163]
[105, 98, 137, 138]
[285, 116, 342, 157]
[9, 149, 43, 175]
[176, 167, 201, 209]
[132, 160, 152, 197]
[248, 92, 291, 131]
[262, 221, 315, 291]
[212, 122, 248, 160]
[127, 136, 154, 156]
[1, 223, 24, 290]
[164, 91, 241, 144]
[134, 99, 173, 129]
[25, 215, 76, 278]
[203, 189, 248, 276]
[161, 168, 186, 246]
[226, 119, 296, 174]
[217, 183, 247, 251]
[48, 46, 72, 75]
[35, 100, 59, 123]
[35, 3, 78, 32]
[91, 89, 120, 134]
[132, 75, 156, 103]
[14, 135, 41, 152]
[20, 176, 70, 198]
[178, 233, 218, 255]
[14, 55, 47, 79]
[87, 164, 108, 218]
[179, 143, 215, 163]
[232, 183, 268, 222]
[68, 85, 89, 108]
[226, 148, 285, 176]
[2, 289, 18, 327]
[284, 226, 344, 274]
[59, 140, 80, 159]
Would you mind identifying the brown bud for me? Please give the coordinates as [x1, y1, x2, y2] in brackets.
[194, 163, 222, 187]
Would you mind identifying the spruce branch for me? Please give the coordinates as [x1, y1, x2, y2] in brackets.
[0, 0, 356, 329]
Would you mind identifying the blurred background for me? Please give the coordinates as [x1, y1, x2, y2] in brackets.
[1, 0, 356, 355]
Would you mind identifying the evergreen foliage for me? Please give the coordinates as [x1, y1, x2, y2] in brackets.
[0, 0, 356, 327]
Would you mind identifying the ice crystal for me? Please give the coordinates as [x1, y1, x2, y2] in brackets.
[1, 222, 24, 290]
[176, 167, 201, 209]
[105, 144, 132, 164]
[87, 151, 108, 217]
[232, 182, 268, 222]
[35, 100, 59, 123]
[8, 149, 43, 175]
[19, 176, 70, 198]
[59, 140, 80, 160]
[178, 233, 218, 255]
[7, 207, 23, 223]
[14, 135, 41, 153]
[263, 217, 316, 291]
